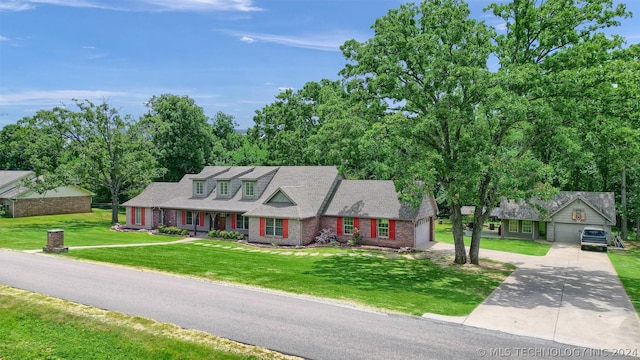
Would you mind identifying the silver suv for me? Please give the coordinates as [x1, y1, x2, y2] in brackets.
[580, 227, 609, 252]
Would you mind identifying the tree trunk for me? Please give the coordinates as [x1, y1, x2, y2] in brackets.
[469, 211, 488, 265]
[450, 204, 467, 264]
[111, 191, 119, 225]
[621, 167, 628, 240]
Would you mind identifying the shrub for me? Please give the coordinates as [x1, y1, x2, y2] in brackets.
[315, 228, 337, 244]
[158, 225, 189, 236]
[348, 227, 362, 246]
[208, 229, 245, 240]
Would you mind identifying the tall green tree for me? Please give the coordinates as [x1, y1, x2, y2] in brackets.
[248, 82, 328, 166]
[21, 100, 164, 224]
[0, 124, 31, 170]
[340, 0, 628, 264]
[141, 94, 215, 181]
[210, 111, 244, 165]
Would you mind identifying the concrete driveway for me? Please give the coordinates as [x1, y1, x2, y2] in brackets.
[424, 243, 640, 352]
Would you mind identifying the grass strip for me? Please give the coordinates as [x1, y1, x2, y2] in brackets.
[0, 286, 299, 360]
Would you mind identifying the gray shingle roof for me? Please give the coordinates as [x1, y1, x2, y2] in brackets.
[496, 191, 616, 223]
[0, 171, 34, 196]
[122, 176, 192, 207]
[124, 167, 438, 221]
[322, 180, 436, 220]
[243, 166, 341, 219]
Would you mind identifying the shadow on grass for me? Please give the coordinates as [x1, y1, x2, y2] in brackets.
[307, 255, 504, 304]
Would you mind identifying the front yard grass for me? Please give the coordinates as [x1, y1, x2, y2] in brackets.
[64, 240, 513, 316]
[0, 286, 297, 360]
[435, 221, 551, 256]
[0, 210, 173, 250]
[609, 242, 640, 315]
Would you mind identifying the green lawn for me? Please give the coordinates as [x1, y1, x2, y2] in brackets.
[435, 221, 551, 256]
[0, 286, 296, 360]
[0, 210, 175, 250]
[609, 243, 640, 315]
[64, 240, 513, 316]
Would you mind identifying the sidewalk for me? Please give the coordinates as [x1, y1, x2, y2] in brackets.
[423, 242, 640, 351]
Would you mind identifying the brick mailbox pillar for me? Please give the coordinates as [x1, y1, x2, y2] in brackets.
[43, 229, 68, 253]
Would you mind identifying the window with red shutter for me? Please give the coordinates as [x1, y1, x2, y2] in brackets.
[337, 217, 343, 235]
[259, 217, 265, 236]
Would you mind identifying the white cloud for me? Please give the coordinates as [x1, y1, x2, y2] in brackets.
[240, 36, 255, 43]
[228, 30, 364, 52]
[0, 35, 9, 41]
[0, 89, 133, 106]
[0, 0, 261, 12]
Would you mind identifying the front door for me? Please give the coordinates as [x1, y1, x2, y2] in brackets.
[215, 214, 226, 231]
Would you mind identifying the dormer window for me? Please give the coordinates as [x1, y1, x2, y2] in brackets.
[218, 181, 229, 196]
[194, 181, 204, 196]
[245, 182, 255, 197]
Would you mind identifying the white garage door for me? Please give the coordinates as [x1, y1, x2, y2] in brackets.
[415, 218, 431, 248]
[554, 223, 586, 243]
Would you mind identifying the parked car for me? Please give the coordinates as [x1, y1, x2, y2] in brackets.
[580, 227, 609, 252]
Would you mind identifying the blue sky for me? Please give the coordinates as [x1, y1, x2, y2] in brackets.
[1, 0, 639, 130]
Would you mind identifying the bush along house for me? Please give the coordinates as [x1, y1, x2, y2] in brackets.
[123, 166, 438, 249]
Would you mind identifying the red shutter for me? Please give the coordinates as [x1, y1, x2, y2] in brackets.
[337, 217, 343, 235]
[231, 214, 237, 229]
[389, 220, 396, 240]
[354, 218, 359, 230]
[282, 219, 288, 238]
[259, 217, 265, 236]
[199, 212, 204, 227]
[141, 208, 145, 226]
[131, 207, 136, 225]
[371, 219, 377, 238]
[181, 211, 186, 225]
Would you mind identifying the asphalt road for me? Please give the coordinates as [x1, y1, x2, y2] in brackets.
[0, 250, 609, 360]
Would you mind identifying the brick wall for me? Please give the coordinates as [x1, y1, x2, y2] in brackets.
[320, 216, 415, 248]
[11, 196, 92, 218]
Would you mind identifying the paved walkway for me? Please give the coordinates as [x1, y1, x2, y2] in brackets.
[422, 242, 640, 352]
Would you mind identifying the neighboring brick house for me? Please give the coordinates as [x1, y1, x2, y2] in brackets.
[493, 191, 616, 243]
[123, 166, 438, 249]
[0, 170, 93, 218]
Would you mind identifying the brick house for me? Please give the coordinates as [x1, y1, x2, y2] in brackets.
[0, 171, 93, 218]
[123, 166, 438, 249]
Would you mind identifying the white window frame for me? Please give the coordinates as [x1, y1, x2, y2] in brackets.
[244, 182, 255, 197]
[186, 211, 194, 225]
[134, 207, 142, 225]
[378, 219, 389, 238]
[509, 220, 519, 233]
[522, 220, 532, 234]
[236, 214, 249, 230]
[218, 181, 229, 196]
[266, 218, 283, 236]
[159, 209, 164, 225]
[343, 217, 354, 235]
[194, 181, 205, 195]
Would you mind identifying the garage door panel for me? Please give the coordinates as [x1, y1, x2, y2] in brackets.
[555, 223, 587, 243]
